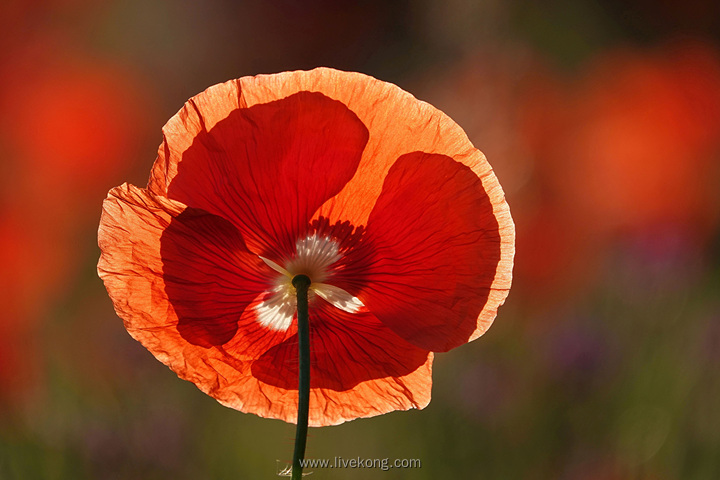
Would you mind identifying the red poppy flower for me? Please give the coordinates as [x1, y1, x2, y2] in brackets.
[98, 68, 514, 426]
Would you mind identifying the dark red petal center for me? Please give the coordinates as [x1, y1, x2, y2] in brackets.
[161, 207, 270, 347]
[359, 152, 503, 352]
[165, 91, 370, 261]
[250, 300, 429, 391]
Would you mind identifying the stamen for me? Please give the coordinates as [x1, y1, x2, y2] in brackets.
[255, 233, 361, 331]
[286, 234, 341, 283]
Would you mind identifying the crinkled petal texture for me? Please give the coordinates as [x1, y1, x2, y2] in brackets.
[99, 68, 514, 426]
[99, 184, 432, 426]
[151, 90, 369, 259]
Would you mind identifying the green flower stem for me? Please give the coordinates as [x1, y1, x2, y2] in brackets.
[291, 274, 311, 480]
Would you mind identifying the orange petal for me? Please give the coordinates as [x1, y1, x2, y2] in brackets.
[98, 184, 271, 374]
[149, 87, 369, 260]
[148, 68, 508, 227]
[215, 298, 433, 426]
[98, 184, 432, 426]
[147, 71, 513, 341]
[349, 152, 512, 352]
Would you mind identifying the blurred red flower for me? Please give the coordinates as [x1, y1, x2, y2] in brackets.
[0, 214, 52, 406]
[0, 35, 156, 407]
[98, 68, 514, 426]
[0, 39, 154, 204]
[555, 41, 720, 232]
[513, 41, 720, 309]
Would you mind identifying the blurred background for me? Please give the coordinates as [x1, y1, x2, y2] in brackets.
[1, 0, 720, 478]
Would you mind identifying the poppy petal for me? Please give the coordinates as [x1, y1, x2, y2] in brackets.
[148, 84, 369, 260]
[98, 184, 432, 426]
[357, 152, 514, 352]
[233, 299, 432, 426]
[150, 69, 502, 228]
[287, 68, 500, 229]
[98, 182, 271, 365]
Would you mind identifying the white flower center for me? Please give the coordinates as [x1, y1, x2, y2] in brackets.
[255, 233, 364, 331]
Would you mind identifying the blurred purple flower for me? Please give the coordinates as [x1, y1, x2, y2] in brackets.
[539, 317, 615, 395]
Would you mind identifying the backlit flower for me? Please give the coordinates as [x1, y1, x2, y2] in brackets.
[98, 68, 514, 426]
